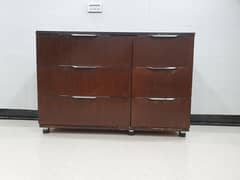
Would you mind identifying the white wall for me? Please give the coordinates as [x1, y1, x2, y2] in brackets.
[0, 0, 240, 114]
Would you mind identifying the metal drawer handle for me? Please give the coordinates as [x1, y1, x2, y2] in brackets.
[58, 65, 100, 69]
[146, 66, 177, 70]
[71, 33, 97, 37]
[150, 34, 178, 38]
[148, 97, 176, 101]
[71, 96, 97, 100]
[59, 95, 97, 100]
[71, 65, 100, 69]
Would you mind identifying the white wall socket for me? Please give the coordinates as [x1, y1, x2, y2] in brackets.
[88, 2, 102, 13]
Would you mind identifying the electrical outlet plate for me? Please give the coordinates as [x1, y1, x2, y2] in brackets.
[88, 2, 102, 13]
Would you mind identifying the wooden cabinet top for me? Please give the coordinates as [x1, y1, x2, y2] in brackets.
[36, 31, 195, 37]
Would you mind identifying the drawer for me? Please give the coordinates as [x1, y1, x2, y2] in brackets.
[131, 97, 190, 129]
[37, 35, 72, 66]
[37, 66, 131, 97]
[132, 67, 192, 97]
[37, 34, 132, 67]
[38, 95, 130, 129]
[133, 35, 194, 67]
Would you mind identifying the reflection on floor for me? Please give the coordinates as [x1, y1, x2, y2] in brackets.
[0, 120, 240, 180]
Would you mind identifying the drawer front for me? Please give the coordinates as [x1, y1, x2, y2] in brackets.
[132, 67, 192, 97]
[131, 97, 190, 129]
[38, 95, 130, 128]
[38, 66, 131, 97]
[133, 35, 194, 67]
[37, 35, 72, 66]
[37, 34, 132, 67]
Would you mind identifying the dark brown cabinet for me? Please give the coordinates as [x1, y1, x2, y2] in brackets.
[37, 31, 194, 136]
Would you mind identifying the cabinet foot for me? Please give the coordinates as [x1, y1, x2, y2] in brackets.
[128, 129, 135, 135]
[43, 128, 50, 134]
[177, 131, 186, 137]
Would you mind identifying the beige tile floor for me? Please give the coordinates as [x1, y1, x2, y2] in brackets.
[0, 119, 240, 180]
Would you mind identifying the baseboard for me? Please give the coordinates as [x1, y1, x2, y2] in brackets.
[0, 109, 240, 126]
[0, 109, 38, 120]
[191, 114, 240, 126]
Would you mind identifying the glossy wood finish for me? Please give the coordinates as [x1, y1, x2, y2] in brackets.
[131, 34, 194, 130]
[37, 31, 195, 133]
[70, 36, 132, 67]
[37, 35, 72, 66]
[37, 32, 133, 129]
[39, 95, 130, 128]
[131, 98, 190, 129]
[37, 34, 132, 68]
[132, 67, 192, 97]
[133, 36, 194, 67]
[38, 66, 130, 97]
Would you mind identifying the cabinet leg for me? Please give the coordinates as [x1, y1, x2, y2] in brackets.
[43, 128, 50, 134]
[177, 131, 186, 137]
[128, 129, 135, 135]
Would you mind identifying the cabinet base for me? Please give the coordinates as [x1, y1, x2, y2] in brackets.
[177, 130, 186, 137]
[42, 128, 50, 134]
[128, 129, 135, 135]
[40, 125, 188, 137]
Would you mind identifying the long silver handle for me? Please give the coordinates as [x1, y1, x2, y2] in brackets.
[71, 33, 97, 37]
[146, 66, 177, 70]
[58, 65, 100, 69]
[71, 96, 97, 100]
[71, 65, 100, 69]
[150, 34, 178, 38]
[59, 95, 97, 99]
[148, 97, 176, 101]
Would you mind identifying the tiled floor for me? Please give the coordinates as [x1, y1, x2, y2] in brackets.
[0, 120, 240, 180]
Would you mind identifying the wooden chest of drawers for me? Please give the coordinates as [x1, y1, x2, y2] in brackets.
[37, 31, 195, 136]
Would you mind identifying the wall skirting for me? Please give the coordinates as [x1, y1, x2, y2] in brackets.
[0, 109, 240, 126]
[191, 114, 240, 126]
[0, 109, 38, 120]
